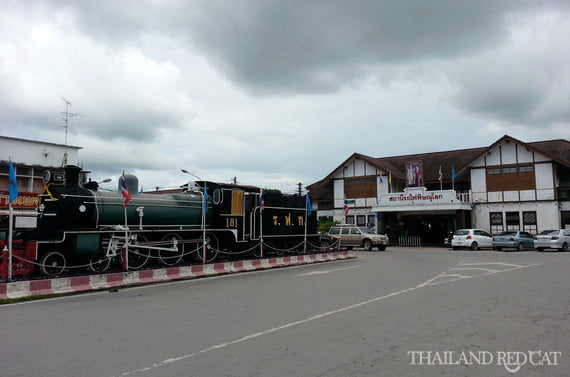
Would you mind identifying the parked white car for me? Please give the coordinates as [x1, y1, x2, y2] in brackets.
[535, 229, 570, 252]
[451, 229, 493, 251]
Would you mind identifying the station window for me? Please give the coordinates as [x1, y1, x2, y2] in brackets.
[506, 212, 520, 231]
[490, 212, 504, 234]
[522, 211, 537, 234]
[346, 215, 355, 225]
[356, 215, 366, 226]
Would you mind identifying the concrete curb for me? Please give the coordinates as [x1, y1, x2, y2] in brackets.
[0, 251, 355, 300]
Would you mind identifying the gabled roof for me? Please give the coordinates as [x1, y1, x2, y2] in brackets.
[307, 135, 570, 191]
[458, 135, 570, 172]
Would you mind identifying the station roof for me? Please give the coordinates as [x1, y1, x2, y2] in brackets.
[307, 135, 570, 198]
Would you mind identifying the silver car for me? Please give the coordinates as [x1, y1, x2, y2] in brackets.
[535, 229, 570, 252]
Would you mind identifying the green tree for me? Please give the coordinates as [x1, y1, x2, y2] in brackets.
[318, 219, 339, 234]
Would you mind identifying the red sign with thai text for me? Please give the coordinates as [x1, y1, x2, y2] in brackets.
[0, 191, 40, 208]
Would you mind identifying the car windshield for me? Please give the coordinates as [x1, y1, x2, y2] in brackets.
[498, 231, 517, 236]
[539, 230, 559, 235]
[359, 227, 375, 234]
[454, 230, 469, 236]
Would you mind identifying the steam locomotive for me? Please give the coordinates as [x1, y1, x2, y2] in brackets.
[31, 165, 327, 276]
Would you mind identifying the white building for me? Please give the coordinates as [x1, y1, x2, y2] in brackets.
[308, 135, 570, 245]
[0, 135, 82, 222]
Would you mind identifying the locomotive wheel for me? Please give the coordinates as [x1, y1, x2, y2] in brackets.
[158, 234, 184, 266]
[40, 251, 67, 277]
[128, 235, 150, 269]
[319, 240, 331, 252]
[197, 234, 219, 263]
[88, 255, 112, 273]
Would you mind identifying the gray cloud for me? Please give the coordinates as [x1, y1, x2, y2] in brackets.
[1, 0, 569, 191]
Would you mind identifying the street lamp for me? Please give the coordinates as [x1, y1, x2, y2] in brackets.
[181, 169, 201, 181]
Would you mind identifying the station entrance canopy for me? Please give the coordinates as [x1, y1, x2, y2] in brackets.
[371, 187, 472, 213]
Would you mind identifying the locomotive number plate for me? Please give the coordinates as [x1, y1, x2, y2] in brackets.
[226, 217, 239, 228]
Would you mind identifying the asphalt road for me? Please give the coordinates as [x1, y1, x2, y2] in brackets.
[1, 247, 569, 377]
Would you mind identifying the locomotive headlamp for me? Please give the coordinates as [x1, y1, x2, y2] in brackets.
[42, 170, 51, 184]
[43, 170, 65, 184]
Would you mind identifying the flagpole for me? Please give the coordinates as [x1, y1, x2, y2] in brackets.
[260, 209, 263, 259]
[124, 204, 129, 271]
[304, 199, 308, 254]
[202, 187, 206, 263]
[452, 165, 455, 192]
[7, 159, 18, 282]
[8, 203, 13, 282]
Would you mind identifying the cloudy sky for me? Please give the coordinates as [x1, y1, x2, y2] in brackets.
[1, 0, 569, 193]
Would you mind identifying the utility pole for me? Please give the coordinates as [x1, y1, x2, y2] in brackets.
[60, 98, 80, 167]
[297, 182, 303, 196]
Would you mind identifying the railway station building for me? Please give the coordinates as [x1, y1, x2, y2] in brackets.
[307, 135, 570, 246]
[0, 135, 82, 227]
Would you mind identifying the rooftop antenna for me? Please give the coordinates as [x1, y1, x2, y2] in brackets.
[60, 97, 81, 167]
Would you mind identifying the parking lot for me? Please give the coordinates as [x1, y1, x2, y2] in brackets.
[1, 247, 569, 377]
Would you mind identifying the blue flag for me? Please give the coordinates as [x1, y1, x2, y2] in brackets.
[451, 165, 457, 180]
[306, 194, 312, 216]
[8, 160, 18, 204]
[203, 184, 208, 213]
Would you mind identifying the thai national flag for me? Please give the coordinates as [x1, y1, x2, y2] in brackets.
[119, 174, 132, 208]
[259, 189, 265, 213]
[343, 199, 351, 215]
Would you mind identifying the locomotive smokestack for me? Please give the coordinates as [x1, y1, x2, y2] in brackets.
[64, 165, 81, 187]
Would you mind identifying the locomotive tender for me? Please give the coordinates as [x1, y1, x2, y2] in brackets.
[32, 165, 325, 276]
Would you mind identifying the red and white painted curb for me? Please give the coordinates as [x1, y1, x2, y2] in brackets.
[0, 251, 354, 300]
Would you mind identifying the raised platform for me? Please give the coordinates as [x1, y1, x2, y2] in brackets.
[0, 251, 354, 301]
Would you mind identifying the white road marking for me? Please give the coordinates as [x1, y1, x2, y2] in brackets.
[295, 265, 362, 276]
[419, 262, 542, 287]
[450, 267, 500, 273]
[115, 261, 542, 377]
[459, 261, 526, 268]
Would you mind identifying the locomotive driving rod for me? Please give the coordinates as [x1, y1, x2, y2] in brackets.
[126, 239, 179, 252]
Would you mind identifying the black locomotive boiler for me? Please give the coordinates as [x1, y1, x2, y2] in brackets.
[32, 165, 327, 276]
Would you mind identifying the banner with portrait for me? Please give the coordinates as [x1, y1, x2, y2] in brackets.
[405, 161, 424, 187]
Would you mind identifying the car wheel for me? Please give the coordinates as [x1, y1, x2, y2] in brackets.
[562, 242, 568, 252]
[496, 247, 502, 251]
[517, 242, 524, 251]
[470, 242, 478, 251]
[536, 247, 545, 252]
[363, 239, 372, 251]
[377, 245, 386, 251]
[345, 246, 353, 250]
